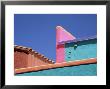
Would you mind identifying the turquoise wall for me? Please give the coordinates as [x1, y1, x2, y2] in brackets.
[16, 39, 97, 76]
[16, 64, 97, 76]
[65, 39, 97, 62]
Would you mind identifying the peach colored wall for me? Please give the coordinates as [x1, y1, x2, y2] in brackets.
[14, 51, 51, 69]
[14, 52, 28, 69]
[27, 54, 32, 67]
[35, 57, 49, 66]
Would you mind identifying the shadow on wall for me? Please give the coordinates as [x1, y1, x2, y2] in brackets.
[65, 39, 97, 48]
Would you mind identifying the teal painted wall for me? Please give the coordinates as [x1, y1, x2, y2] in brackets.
[16, 64, 97, 76]
[65, 39, 97, 62]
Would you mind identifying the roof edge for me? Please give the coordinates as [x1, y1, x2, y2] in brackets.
[14, 45, 55, 64]
[58, 35, 97, 45]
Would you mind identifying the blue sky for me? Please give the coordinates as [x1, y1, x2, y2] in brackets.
[14, 14, 97, 61]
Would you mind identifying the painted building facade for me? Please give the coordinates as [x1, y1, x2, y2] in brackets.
[65, 37, 97, 62]
[56, 26, 76, 63]
[14, 45, 54, 69]
[15, 26, 97, 76]
[17, 64, 97, 76]
[56, 26, 97, 63]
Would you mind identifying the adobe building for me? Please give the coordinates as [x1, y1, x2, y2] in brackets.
[15, 26, 97, 75]
[14, 45, 54, 69]
[56, 36, 97, 62]
[56, 26, 97, 63]
[65, 36, 97, 62]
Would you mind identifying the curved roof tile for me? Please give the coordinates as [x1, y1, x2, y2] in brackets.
[14, 45, 54, 64]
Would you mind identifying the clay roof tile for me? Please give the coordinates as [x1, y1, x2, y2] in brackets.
[14, 45, 54, 64]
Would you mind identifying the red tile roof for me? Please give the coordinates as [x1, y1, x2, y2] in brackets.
[14, 45, 55, 64]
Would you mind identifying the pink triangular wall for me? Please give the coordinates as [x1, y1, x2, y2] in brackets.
[56, 26, 76, 44]
[56, 26, 76, 63]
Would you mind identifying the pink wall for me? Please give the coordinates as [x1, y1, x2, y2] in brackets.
[56, 26, 76, 43]
[56, 26, 76, 63]
[56, 44, 65, 63]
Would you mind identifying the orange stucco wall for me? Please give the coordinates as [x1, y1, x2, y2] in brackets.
[14, 51, 51, 69]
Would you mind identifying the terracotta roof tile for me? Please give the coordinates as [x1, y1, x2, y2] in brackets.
[14, 45, 54, 64]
